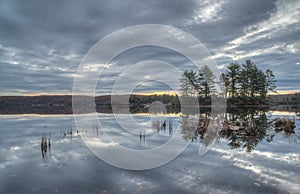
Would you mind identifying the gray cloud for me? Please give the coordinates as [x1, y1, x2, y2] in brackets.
[0, 0, 299, 95]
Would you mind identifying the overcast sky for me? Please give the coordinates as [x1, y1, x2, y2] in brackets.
[0, 0, 299, 95]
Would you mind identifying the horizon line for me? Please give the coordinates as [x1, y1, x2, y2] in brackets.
[1, 90, 300, 97]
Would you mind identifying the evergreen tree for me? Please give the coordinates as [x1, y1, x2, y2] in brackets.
[221, 73, 230, 99]
[199, 65, 216, 99]
[179, 71, 191, 97]
[226, 63, 240, 98]
[265, 69, 276, 94]
[184, 70, 199, 97]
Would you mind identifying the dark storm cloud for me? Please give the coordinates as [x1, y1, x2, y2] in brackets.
[0, 0, 198, 53]
[0, 0, 299, 95]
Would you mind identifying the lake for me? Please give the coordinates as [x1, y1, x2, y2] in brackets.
[0, 109, 300, 194]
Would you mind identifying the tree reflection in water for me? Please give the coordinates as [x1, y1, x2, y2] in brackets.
[180, 108, 298, 152]
[40, 109, 298, 163]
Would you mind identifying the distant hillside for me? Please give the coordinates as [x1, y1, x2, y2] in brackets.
[0, 94, 179, 114]
[0, 95, 73, 114]
[268, 93, 300, 105]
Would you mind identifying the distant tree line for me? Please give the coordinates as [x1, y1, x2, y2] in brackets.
[268, 92, 300, 105]
[129, 94, 180, 112]
[129, 94, 178, 105]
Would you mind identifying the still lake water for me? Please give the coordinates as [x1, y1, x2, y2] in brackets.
[0, 111, 300, 194]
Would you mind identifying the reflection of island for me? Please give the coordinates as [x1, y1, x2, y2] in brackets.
[180, 108, 298, 152]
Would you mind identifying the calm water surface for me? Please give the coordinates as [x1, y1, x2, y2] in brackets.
[0, 111, 300, 194]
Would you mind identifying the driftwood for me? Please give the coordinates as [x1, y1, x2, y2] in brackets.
[273, 118, 296, 133]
